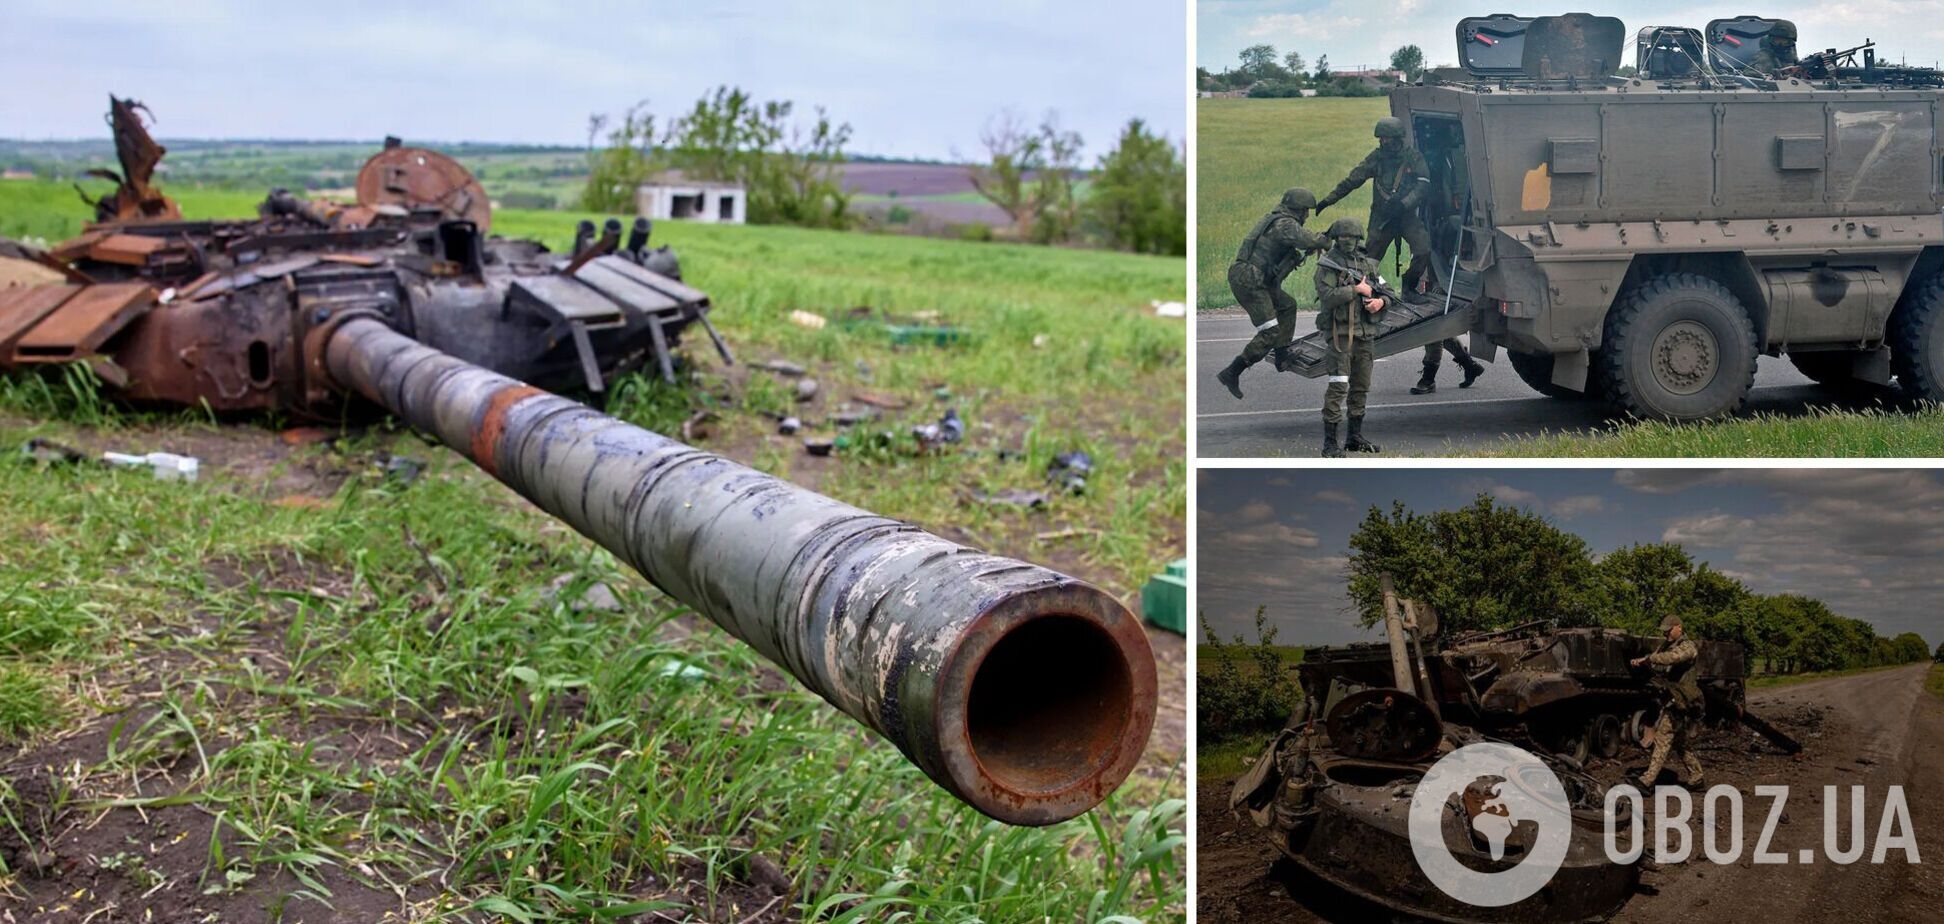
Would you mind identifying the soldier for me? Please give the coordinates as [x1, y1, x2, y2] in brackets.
[1630, 614, 1706, 789]
[1315, 218, 1388, 457]
[1747, 20, 1799, 75]
[1412, 140, 1486, 395]
[1214, 188, 1326, 399]
[1316, 117, 1437, 299]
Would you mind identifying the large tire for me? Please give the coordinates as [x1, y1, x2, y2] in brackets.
[1508, 350, 1600, 400]
[1891, 273, 1944, 401]
[1598, 272, 1758, 420]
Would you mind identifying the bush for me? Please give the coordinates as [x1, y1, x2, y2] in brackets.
[886, 204, 913, 225]
[1246, 80, 1306, 99]
[1197, 609, 1298, 741]
[497, 191, 557, 210]
[957, 222, 993, 242]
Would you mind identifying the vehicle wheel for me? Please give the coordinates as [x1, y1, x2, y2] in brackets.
[1788, 351, 1892, 401]
[1535, 716, 1590, 764]
[1890, 272, 1944, 401]
[1592, 714, 1623, 759]
[1598, 272, 1758, 420]
[1508, 350, 1601, 400]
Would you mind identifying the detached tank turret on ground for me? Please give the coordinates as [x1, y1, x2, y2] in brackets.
[1274, 13, 1944, 421]
[0, 98, 1158, 826]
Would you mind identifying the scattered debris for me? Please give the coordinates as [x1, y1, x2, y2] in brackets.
[279, 426, 336, 447]
[911, 408, 964, 449]
[831, 407, 878, 428]
[657, 659, 708, 682]
[681, 410, 717, 442]
[1046, 450, 1092, 495]
[803, 438, 834, 456]
[376, 453, 426, 485]
[20, 437, 85, 465]
[1151, 300, 1187, 318]
[855, 360, 873, 380]
[973, 488, 1050, 509]
[788, 309, 827, 330]
[1032, 333, 1050, 348]
[1034, 527, 1100, 542]
[1140, 559, 1188, 634]
[102, 450, 199, 481]
[753, 359, 806, 377]
[932, 386, 952, 401]
[543, 574, 623, 613]
[794, 378, 820, 402]
[777, 416, 802, 435]
[842, 306, 967, 346]
[854, 391, 909, 410]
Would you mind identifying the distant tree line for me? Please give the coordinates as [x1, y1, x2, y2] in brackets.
[1197, 43, 1428, 98]
[1347, 496, 1932, 675]
[1197, 607, 1298, 740]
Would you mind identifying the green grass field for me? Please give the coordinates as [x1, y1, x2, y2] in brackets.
[0, 182, 1186, 921]
[1747, 662, 1921, 689]
[1490, 406, 1944, 458]
[1928, 664, 1944, 698]
[1195, 97, 1390, 309]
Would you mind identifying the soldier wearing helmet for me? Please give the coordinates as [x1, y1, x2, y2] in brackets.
[1214, 187, 1327, 399]
[1748, 20, 1799, 75]
[1630, 614, 1706, 789]
[1315, 117, 1439, 300]
[1314, 217, 1388, 456]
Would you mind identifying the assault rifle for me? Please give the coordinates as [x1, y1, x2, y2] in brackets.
[1315, 252, 1407, 310]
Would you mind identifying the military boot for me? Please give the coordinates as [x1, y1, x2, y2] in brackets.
[1460, 359, 1485, 389]
[1321, 420, 1344, 458]
[1267, 345, 1295, 372]
[1345, 416, 1380, 453]
[1410, 366, 1437, 395]
[1215, 357, 1248, 400]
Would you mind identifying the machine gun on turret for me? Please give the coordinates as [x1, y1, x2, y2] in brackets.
[1793, 39, 1944, 86]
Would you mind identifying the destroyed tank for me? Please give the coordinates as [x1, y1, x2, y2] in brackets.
[1277, 13, 1944, 420]
[0, 98, 1159, 826]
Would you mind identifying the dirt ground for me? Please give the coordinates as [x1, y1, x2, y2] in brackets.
[1196, 664, 1944, 923]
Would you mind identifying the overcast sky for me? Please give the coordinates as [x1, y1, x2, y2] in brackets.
[1198, 469, 1944, 647]
[1197, 1, 1944, 74]
[0, 0, 1187, 162]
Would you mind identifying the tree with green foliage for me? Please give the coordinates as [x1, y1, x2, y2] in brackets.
[578, 86, 853, 229]
[1083, 119, 1185, 256]
[968, 111, 1084, 244]
[1313, 54, 1332, 82]
[1935, 640, 1944, 662]
[1391, 45, 1427, 82]
[1239, 44, 1279, 77]
[1346, 495, 1603, 635]
[1891, 632, 1931, 663]
[1284, 50, 1307, 78]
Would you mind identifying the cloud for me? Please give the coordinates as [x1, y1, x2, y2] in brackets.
[1614, 470, 1723, 495]
[1662, 512, 1758, 547]
[1267, 476, 1293, 488]
[1313, 489, 1357, 507]
[1227, 523, 1321, 549]
[1550, 495, 1606, 519]
[1238, 499, 1276, 522]
[1244, 12, 1365, 40]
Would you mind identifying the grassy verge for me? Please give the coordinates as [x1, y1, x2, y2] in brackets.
[1747, 662, 1923, 689]
[1925, 664, 1944, 699]
[1488, 406, 1944, 458]
[1195, 97, 1390, 309]
[1197, 736, 1273, 782]
[0, 182, 1187, 920]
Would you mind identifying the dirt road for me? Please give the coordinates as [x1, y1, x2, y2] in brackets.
[1196, 664, 1944, 923]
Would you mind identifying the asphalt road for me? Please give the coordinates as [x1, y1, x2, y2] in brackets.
[1195, 309, 1833, 457]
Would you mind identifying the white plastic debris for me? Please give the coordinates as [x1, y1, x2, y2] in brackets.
[788, 309, 827, 330]
[1151, 300, 1187, 318]
[102, 451, 200, 481]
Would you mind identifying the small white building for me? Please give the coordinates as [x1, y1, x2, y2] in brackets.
[636, 176, 747, 224]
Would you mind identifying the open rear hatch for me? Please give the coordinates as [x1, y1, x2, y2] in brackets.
[1457, 13, 1625, 79]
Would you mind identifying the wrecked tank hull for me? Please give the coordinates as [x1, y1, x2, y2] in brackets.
[1283, 754, 1638, 924]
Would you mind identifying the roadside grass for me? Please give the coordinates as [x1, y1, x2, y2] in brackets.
[1927, 664, 1944, 698]
[1197, 736, 1271, 782]
[1747, 661, 1925, 689]
[0, 183, 1187, 919]
[1489, 405, 1944, 458]
[1196, 97, 1390, 308]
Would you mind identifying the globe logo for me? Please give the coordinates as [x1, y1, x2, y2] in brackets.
[1408, 742, 1573, 907]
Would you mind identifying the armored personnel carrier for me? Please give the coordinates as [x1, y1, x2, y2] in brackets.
[1276, 13, 1944, 420]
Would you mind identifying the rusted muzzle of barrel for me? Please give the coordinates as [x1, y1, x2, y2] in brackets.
[323, 317, 1156, 825]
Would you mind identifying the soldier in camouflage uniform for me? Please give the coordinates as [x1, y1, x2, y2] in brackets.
[1315, 218, 1388, 457]
[1411, 140, 1486, 395]
[1215, 188, 1326, 399]
[1746, 20, 1799, 76]
[1631, 614, 1706, 789]
[1316, 117, 1437, 299]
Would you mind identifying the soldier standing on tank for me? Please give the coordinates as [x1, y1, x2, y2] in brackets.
[1746, 20, 1799, 75]
[1214, 188, 1326, 399]
[1316, 117, 1438, 299]
[1411, 140, 1486, 395]
[1630, 614, 1706, 789]
[1315, 218, 1388, 457]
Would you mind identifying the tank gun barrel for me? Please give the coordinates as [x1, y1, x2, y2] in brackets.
[320, 317, 1156, 826]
